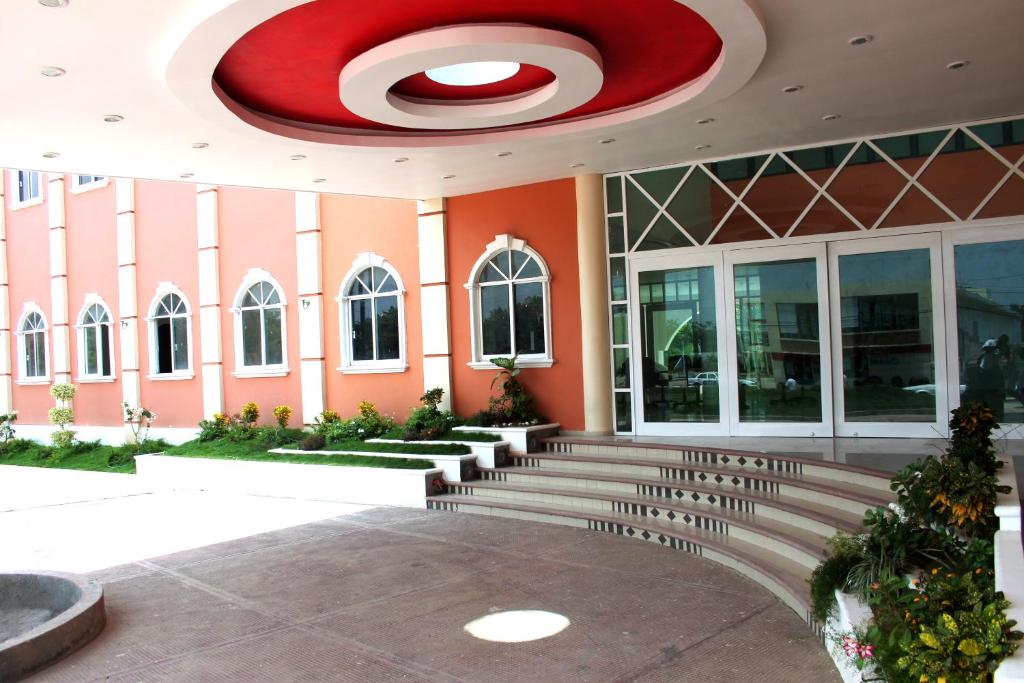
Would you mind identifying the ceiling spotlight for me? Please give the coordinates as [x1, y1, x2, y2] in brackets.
[946, 60, 970, 70]
[599, 138, 616, 144]
[496, 151, 512, 158]
[313, 178, 327, 183]
[40, 66, 66, 77]
[821, 113, 841, 121]
[290, 154, 307, 161]
[42, 152, 60, 159]
[192, 142, 209, 149]
[443, 174, 456, 180]
[696, 118, 715, 125]
[570, 163, 585, 168]
[179, 173, 194, 179]
[38, 0, 69, 7]
[393, 157, 409, 163]
[848, 35, 873, 46]
[103, 114, 124, 123]
[782, 85, 804, 94]
[695, 144, 710, 151]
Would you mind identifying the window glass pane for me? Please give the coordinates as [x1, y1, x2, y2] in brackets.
[514, 282, 545, 355]
[615, 392, 632, 432]
[241, 309, 262, 366]
[351, 299, 373, 361]
[35, 332, 46, 377]
[85, 326, 98, 375]
[954, 240, 1024, 424]
[241, 289, 260, 307]
[510, 250, 530, 276]
[100, 326, 111, 376]
[610, 257, 627, 301]
[608, 215, 625, 254]
[605, 176, 623, 214]
[839, 249, 935, 422]
[25, 333, 38, 377]
[348, 272, 371, 296]
[613, 348, 630, 389]
[370, 267, 388, 291]
[375, 295, 400, 360]
[735, 259, 823, 423]
[376, 273, 397, 293]
[156, 318, 172, 374]
[481, 284, 511, 356]
[639, 267, 719, 423]
[172, 317, 189, 371]
[480, 254, 508, 283]
[612, 304, 629, 345]
[263, 286, 280, 306]
[263, 308, 283, 365]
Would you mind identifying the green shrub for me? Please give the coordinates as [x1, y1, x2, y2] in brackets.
[273, 405, 292, 429]
[240, 402, 260, 425]
[402, 388, 456, 441]
[468, 357, 546, 427]
[198, 412, 229, 441]
[0, 411, 17, 454]
[51, 428, 75, 451]
[50, 382, 76, 403]
[809, 534, 863, 623]
[315, 402, 395, 441]
[298, 434, 326, 451]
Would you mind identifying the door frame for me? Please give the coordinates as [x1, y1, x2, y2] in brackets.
[828, 232, 949, 438]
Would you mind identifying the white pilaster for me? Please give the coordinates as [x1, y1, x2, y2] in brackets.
[417, 198, 452, 410]
[47, 174, 71, 385]
[116, 179, 141, 420]
[296, 191, 325, 424]
[196, 186, 223, 417]
[0, 177, 11, 413]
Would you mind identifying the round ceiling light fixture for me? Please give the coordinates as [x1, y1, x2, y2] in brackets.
[442, 174, 456, 180]
[696, 117, 715, 124]
[289, 154, 306, 160]
[425, 61, 520, 86]
[313, 178, 327, 183]
[38, 0, 69, 7]
[782, 85, 804, 94]
[496, 151, 512, 158]
[946, 60, 970, 70]
[695, 144, 710, 150]
[570, 163, 585, 168]
[394, 157, 409, 163]
[180, 172, 194, 179]
[821, 113, 841, 121]
[599, 138, 616, 144]
[192, 142, 209, 149]
[42, 152, 60, 158]
[40, 66, 66, 77]
[848, 35, 873, 46]
[103, 114, 124, 123]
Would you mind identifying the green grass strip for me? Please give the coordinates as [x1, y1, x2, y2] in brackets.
[165, 439, 434, 469]
[379, 428, 500, 443]
[0, 439, 166, 474]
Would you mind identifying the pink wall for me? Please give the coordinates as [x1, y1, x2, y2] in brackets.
[217, 186, 302, 424]
[320, 193, 423, 421]
[4, 171, 52, 424]
[135, 180, 203, 429]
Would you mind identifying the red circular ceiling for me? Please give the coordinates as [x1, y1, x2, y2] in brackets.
[214, 0, 723, 132]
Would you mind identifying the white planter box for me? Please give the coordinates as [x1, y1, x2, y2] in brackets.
[270, 447, 476, 482]
[134, 454, 442, 508]
[995, 459, 1024, 683]
[367, 438, 510, 469]
[452, 423, 560, 455]
[823, 590, 876, 683]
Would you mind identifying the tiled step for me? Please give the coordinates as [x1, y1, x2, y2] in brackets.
[542, 437, 893, 494]
[477, 466, 867, 539]
[509, 452, 892, 518]
[445, 479, 830, 569]
[427, 494, 815, 619]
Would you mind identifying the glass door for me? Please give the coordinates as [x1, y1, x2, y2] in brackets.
[630, 253, 729, 435]
[724, 243, 833, 437]
[829, 234, 947, 437]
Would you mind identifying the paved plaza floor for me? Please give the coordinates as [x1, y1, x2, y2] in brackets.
[1, 467, 839, 682]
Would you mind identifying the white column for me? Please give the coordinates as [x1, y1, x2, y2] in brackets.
[196, 185, 224, 418]
[576, 174, 613, 434]
[48, 174, 71, 386]
[116, 179, 141, 421]
[295, 191, 325, 425]
[417, 198, 453, 410]
[0, 178, 11, 413]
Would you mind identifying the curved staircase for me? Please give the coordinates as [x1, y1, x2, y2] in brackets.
[426, 436, 895, 626]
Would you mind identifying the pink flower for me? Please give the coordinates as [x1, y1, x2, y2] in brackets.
[842, 635, 859, 657]
[857, 644, 874, 659]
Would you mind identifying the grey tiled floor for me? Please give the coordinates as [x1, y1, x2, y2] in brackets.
[35, 507, 840, 683]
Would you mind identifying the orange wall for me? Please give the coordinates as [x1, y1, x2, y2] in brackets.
[4, 172, 52, 423]
[135, 180, 203, 428]
[64, 180, 122, 426]
[447, 179, 585, 430]
[217, 186, 302, 423]
[320, 194, 423, 421]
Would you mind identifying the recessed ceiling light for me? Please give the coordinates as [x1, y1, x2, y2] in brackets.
[496, 151, 512, 158]
[848, 35, 873, 46]
[443, 174, 456, 180]
[40, 66, 66, 77]
[821, 114, 841, 121]
[946, 60, 970, 70]
[426, 61, 520, 86]
[599, 138, 616, 144]
[42, 152, 60, 159]
[696, 118, 715, 125]
[695, 144, 710, 151]
[192, 142, 209, 149]
[38, 0, 69, 7]
[103, 114, 124, 123]
[313, 178, 327, 183]
[570, 163, 585, 168]
[179, 173, 194, 179]
[290, 154, 306, 161]
[393, 157, 409, 163]
[782, 85, 804, 94]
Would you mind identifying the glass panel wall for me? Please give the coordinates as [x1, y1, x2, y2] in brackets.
[638, 267, 719, 423]
[954, 240, 1024, 424]
[838, 249, 936, 422]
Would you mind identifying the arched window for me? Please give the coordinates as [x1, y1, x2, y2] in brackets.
[466, 235, 553, 369]
[77, 297, 114, 379]
[337, 253, 406, 373]
[16, 305, 48, 382]
[231, 269, 288, 376]
[147, 285, 192, 377]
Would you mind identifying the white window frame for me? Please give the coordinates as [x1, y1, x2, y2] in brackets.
[75, 294, 116, 382]
[465, 234, 554, 370]
[230, 268, 289, 378]
[336, 253, 408, 374]
[69, 174, 109, 194]
[145, 282, 194, 380]
[9, 170, 43, 209]
[15, 303, 50, 385]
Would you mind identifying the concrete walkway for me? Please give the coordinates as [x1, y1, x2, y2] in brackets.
[0, 470, 842, 683]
